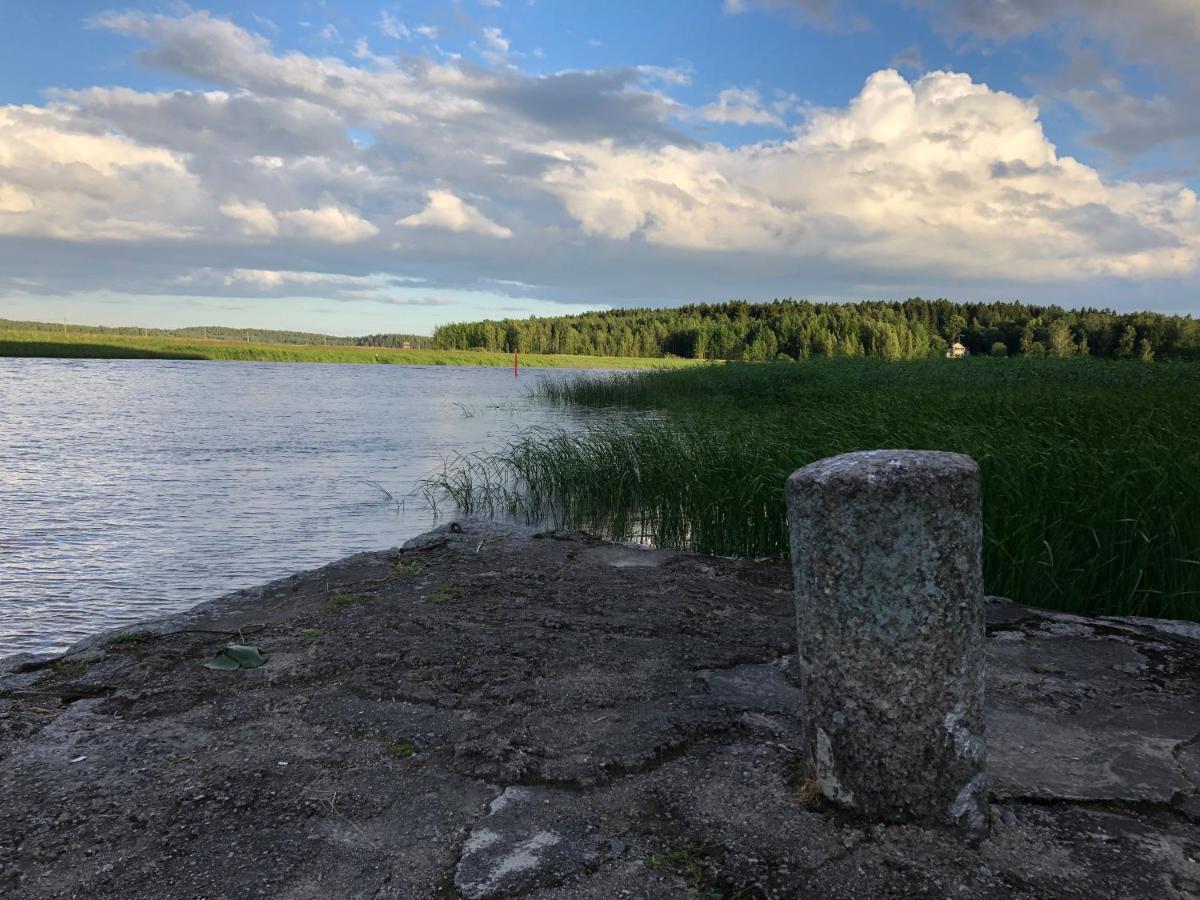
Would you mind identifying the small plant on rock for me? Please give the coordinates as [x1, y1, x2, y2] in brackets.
[325, 593, 369, 612]
[424, 582, 463, 604]
[383, 738, 416, 759]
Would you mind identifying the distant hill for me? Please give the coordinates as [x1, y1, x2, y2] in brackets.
[0, 318, 433, 350]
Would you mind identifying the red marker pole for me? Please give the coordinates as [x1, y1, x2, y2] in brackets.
[514, 351, 519, 378]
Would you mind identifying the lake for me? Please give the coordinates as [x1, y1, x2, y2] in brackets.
[0, 359, 616, 657]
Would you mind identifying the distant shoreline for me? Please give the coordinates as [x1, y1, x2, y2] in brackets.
[0, 332, 701, 370]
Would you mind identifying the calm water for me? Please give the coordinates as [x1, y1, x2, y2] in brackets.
[0, 359, 613, 657]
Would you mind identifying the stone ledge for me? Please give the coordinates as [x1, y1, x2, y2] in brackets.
[1, 521, 1197, 898]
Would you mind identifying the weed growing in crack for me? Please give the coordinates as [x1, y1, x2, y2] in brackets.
[325, 593, 370, 613]
[50, 659, 89, 678]
[646, 843, 707, 891]
[424, 582, 463, 604]
[383, 738, 416, 759]
[105, 633, 148, 646]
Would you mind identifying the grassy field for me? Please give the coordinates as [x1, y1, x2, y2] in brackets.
[425, 357, 1200, 621]
[0, 329, 700, 369]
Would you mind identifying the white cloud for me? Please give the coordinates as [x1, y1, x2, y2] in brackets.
[0, 104, 203, 240]
[480, 27, 512, 66]
[91, 12, 684, 143]
[0, 184, 34, 214]
[378, 11, 409, 40]
[544, 70, 1198, 280]
[637, 64, 693, 87]
[697, 88, 785, 127]
[279, 205, 380, 243]
[218, 199, 279, 237]
[0, 10, 1195, 315]
[218, 268, 369, 289]
[397, 190, 513, 238]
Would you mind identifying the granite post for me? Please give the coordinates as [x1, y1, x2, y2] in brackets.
[786, 450, 988, 833]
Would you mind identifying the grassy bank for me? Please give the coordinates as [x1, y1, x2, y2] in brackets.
[0, 329, 700, 369]
[426, 358, 1200, 621]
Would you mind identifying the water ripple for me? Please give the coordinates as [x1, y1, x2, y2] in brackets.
[0, 359, 611, 656]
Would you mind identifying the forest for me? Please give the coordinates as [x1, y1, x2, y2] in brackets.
[432, 299, 1200, 361]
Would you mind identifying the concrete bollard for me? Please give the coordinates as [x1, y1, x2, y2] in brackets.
[786, 450, 988, 834]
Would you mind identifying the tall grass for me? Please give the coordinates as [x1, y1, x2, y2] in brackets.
[425, 358, 1200, 621]
[0, 330, 703, 369]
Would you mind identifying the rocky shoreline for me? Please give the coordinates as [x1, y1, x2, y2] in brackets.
[1, 520, 1198, 898]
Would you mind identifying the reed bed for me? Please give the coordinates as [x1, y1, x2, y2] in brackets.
[425, 358, 1200, 621]
[0, 330, 701, 369]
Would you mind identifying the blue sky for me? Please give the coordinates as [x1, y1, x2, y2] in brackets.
[1, 1, 1198, 334]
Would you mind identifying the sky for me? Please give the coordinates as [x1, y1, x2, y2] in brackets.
[1, 1, 1198, 335]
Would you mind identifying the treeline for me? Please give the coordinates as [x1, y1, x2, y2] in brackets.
[354, 333, 435, 349]
[0, 319, 433, 349]
[432, 299, 1200, 361]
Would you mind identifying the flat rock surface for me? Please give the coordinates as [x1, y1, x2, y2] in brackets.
[1, 521, 1197, 899]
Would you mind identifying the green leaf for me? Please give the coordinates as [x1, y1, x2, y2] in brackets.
[204, 652, 240, 671]
[224, 644, 266, 668]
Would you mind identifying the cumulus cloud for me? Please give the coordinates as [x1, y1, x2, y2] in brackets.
[398, 190, 513, 238]
[279, 205, 379, 243]
[0, 9, 1196, 314]
[218, 199, 279, 237]
[0, 105, 203, 240]
[732, 1, 1200, 158]
[0, 184, 34, 214]
[544, 70, 1198, 279]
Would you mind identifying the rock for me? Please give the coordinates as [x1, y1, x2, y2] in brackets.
[456, 787, 603, 899]
[1, 521, 1197, 898]
[986, 620, 1200, 803]
[786, 450, 988, 833]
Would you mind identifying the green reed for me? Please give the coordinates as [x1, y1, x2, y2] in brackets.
[425, 358, 1200, 621]
[0, 329, 702, 369]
